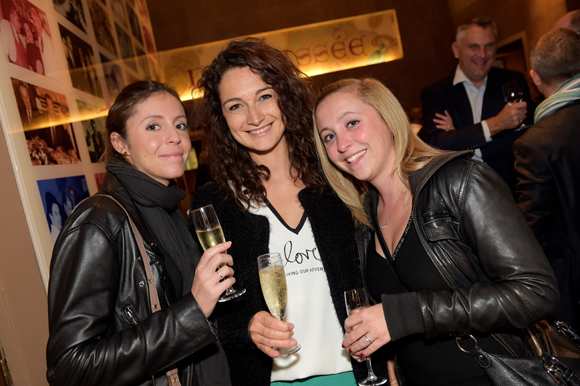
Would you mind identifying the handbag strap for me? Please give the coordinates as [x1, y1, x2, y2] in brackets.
[97, 194, 161, 312]
[95, 194, 181, 386]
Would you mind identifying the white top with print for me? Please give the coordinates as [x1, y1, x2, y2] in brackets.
[250, 201, 353, 382]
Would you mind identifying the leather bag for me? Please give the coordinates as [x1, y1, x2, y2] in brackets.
[456, 320, 580, 385]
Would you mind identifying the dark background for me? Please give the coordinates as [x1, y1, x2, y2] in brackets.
[146, 0, 574, 114]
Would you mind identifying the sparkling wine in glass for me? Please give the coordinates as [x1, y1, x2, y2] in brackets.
[191, 204, 245, 302]
[502, 81, 527, 131]
[257, 252, 301, 356]
[344, 288, 388, 386]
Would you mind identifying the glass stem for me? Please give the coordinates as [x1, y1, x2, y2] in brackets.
[224, 286, 235, 295]
[365, 357, 379, 380]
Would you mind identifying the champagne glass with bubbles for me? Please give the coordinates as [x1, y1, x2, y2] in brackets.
[344, 288, 388, 386]
[257, 252, 301, 356]
[191, 204, 245, 302]
[502, 81, 527, 131]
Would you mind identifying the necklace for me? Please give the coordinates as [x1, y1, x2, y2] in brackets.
[380, 190, 405, 230]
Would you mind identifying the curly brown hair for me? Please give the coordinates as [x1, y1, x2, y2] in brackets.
[195, 37, 327, 208]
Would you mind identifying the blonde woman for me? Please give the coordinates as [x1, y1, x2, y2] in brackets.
[313, 78, 559, 386]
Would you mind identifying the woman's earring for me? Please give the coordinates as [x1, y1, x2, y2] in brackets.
[123, 151, 128, 156]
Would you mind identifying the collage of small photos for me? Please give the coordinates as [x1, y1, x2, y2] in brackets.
[1, 0, 159, 245]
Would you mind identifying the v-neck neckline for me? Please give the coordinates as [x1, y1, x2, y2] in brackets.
[375, 215, 413, 261]
[265, 198, 307, 235]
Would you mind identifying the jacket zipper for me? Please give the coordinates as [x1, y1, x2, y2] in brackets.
[123, 306, 138, 326]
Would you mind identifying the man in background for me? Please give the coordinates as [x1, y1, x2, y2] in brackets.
[17, 81, 41, 129]
[420, 16, 534, 193]
[553, 9, 580, 32]
[513, 28, 580, 330]
[44, 94, 75, 154]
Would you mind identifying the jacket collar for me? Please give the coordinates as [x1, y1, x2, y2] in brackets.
[363, 150, 473, 215]
[409, 150, 473, 199]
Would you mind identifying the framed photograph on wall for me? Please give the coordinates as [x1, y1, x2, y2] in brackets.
[115, 22, 136, 71]
[59, 23, 104, 98]
[88, 0, 117, 56]
[142, 25, 155, 57]
[99, 53, 124, 104]
[110, 0, 127, 27]
[126, 3, 142, 44]
[11, 77, 81, 165]
[37, 175, 89, 243]
[77, 99, 106, 163]
[53, 0, 88, 34]
[1, 0, 59, 77]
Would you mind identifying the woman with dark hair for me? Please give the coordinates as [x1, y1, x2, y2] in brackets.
[46, 81, 232, 386]
[190, 38, 370, 386]
[313, 78, 559, 386]
[61, 185, 78, 218]
[44, 191, 63, 243]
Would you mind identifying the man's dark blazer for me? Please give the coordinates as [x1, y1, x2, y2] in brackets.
[419, 66, 534, 192]
[514, 100, 580, 330]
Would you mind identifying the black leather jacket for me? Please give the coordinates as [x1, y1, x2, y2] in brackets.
[356, 151, 559, 343]
[46, 173, 225, 386]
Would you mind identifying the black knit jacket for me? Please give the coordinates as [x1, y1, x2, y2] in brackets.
[190, 184, 380, 385]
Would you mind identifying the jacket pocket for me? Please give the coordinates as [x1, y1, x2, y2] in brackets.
[422, 211, 460, 242]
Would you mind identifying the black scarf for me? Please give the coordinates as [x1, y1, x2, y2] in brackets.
[106, 158, 198, 295]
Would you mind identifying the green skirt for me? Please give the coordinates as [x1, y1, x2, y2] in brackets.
[271, 371, 357, 386]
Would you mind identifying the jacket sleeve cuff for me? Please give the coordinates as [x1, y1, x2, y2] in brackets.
[381, 292, 424, 342]
[174, 292, 218, 341]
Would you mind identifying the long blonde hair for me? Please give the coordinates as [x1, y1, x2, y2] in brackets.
[312, 78, 443, 227]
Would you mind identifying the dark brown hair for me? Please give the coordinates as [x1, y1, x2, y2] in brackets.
[195, 37, 326, 208]
[103, 80, 184, 163]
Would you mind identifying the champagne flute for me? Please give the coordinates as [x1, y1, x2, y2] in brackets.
[502, 81, 527, 131]
[257, 252, 301, 356]
[191, 204, 245, 302]
[344, 288, 388, 386]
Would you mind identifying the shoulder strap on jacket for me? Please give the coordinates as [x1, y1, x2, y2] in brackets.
[93, 195, 182, 386]
[94, 194, 161, 313]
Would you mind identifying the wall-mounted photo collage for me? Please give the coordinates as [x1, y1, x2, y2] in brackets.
[0, 0, 159, 286]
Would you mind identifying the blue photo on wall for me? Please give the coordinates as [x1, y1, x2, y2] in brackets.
[38, 175, 89, 244]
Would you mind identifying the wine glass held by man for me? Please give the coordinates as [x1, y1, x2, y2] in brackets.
[190, 38, 374, 386]
[502, 81, 527, 130]
[313, 78, 559, 386]
[46, 81, 233, 386]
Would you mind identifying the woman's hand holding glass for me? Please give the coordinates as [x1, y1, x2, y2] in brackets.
[343, 303, 391, 359]
[248, 310, 298, 358]
[191, 204, 246, 301]
[190, 241, 235, 317]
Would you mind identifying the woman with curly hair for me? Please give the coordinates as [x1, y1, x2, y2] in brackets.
[190, 38, 375, 386]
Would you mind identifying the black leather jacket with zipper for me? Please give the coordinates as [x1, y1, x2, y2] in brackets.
[46, 173, 227, 386]
[355, 151, 559, 347]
